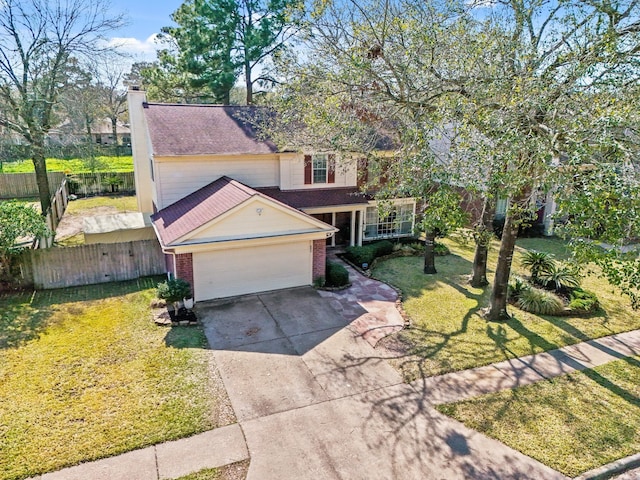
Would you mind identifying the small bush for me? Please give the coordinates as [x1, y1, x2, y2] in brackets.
[374, 240, 394, 257]
[517, 287, 564, 315]
[508, 276, 530, 300]
[325, 262, 349, 287]
[157, 278, 192, 305]
[568, 288, 600, 312]
[434, 242, 450, 256]
[344, 245, 376, 266]
[344, 240, 395, 267]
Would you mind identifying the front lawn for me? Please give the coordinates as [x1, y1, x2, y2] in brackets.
[373, 236, 640, 380]
[437, 356, 640, 477]
[1, 156, 134, 173]
[0, 278, 233, 480]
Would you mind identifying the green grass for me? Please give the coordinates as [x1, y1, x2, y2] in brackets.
[174, 461, 249, 480]
[437, 356, 640, 477]
[373, 236, 640, 380]
[64, 194, 138, 215]
[1, 156, 133, 173]
[0, 277, 230, 480]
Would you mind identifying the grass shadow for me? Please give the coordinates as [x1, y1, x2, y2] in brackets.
[164, 326, 209, 349]
[0, 275, 164, 350]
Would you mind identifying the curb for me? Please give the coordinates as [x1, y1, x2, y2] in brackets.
[574, 453, 640, 480]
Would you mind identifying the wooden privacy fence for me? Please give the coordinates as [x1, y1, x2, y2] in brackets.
[0, 172, 66, 199]
[0, 171, 135, 199]
[21, 239, 165, 289]
[67, 172, 136, 196]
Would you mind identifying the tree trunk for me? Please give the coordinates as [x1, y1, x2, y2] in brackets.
[424, 231, 437, 274]
[487, 201, 519, 321]
[32, 140, 51, 214]
[110, 116, 119, 149]
[470, 196, 496, 288]
[245, 61, 253, 105]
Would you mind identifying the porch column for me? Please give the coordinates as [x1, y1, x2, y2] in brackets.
[358, 209, 364, 246]
[331, 212, 336, 247]
[350, 210, 356, 246]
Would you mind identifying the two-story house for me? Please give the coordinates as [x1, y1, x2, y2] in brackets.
[128, 88, 415, 302]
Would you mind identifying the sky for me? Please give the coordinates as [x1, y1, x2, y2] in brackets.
[105, 0, 183, 62]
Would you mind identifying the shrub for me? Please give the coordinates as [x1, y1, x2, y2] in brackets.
[434, 242, 450, 256]
[517, 287, 564, 315]
[508, 276, 530, 300]
[539, 262, 581, 292]
[157, 278, 192, 306]
[374, 240, 394, 257]
[344, 245, 376, 266]
[521, 250, 555, 283]
[344, 240, 395, 267]
[568, 288, 600, 312]
[325, 261, 349, 287]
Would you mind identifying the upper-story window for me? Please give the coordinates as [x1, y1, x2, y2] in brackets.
[313, 154, 328, 183]
[304, 153, 336, 185]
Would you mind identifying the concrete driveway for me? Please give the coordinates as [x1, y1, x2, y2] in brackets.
[198, 287, 567, 480]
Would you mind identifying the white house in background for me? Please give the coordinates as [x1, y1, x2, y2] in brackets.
[127, 87, 416, 302]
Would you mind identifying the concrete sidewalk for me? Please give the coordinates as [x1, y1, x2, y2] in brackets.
[33, 425, 248, 480]
[414, 329, 640, 404]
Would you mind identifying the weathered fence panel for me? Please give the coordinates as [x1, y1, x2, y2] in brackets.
[68, 172, 136, 196]
[22, 239, 164, 289]
[0, 171, 136, 199]
[0, 172, 66, 199]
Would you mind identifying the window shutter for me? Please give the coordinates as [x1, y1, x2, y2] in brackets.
[304, 155, 312, 184]
[328, 154, 336, 184]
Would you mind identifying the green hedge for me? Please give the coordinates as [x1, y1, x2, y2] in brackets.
[325, 261, 349, 287]
[344, 240, 394, 267]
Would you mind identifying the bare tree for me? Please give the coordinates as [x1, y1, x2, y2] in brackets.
[0, 0, 125, 213]
[95, 56, 128, 148]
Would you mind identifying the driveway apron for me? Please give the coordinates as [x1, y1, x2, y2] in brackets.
[198, 287, 568, 480]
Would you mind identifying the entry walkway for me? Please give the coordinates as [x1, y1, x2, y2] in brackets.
[319, 253, 406, 346]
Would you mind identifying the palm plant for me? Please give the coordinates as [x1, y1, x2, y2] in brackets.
[539, 263, 581, 293]
[520, 250, 555, 283]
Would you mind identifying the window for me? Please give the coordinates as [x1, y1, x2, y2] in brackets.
[364, 204, 414, 240]
[313, 154, 328, 183]
[304, 154, 336, 185]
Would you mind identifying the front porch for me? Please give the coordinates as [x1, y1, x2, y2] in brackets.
[307, 200, 416, 247]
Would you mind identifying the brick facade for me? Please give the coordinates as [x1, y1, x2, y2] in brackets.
[312, 239, 326, 281]
[175, 253, 195, 297]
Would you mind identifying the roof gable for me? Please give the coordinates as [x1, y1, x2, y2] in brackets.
[143, 103, 278, 156]
[151, 176, 334, 246]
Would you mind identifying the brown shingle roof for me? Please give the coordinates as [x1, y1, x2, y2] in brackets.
[151, 176, 258, 245]
[151, 177, 338, 246]
[143, 104, 278, 156]
[255, 187, 371, 209]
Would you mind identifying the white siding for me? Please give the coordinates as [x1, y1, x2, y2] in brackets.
[156, 156, 279, 208]
[280, 155, 357, 190]
[193, 241, 311, 300]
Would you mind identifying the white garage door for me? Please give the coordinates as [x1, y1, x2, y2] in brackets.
[193, 241, 312, 301]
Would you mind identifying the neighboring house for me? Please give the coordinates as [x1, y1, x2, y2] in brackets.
[48, 119, 131, 146]
[127, 87, 416, 302]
